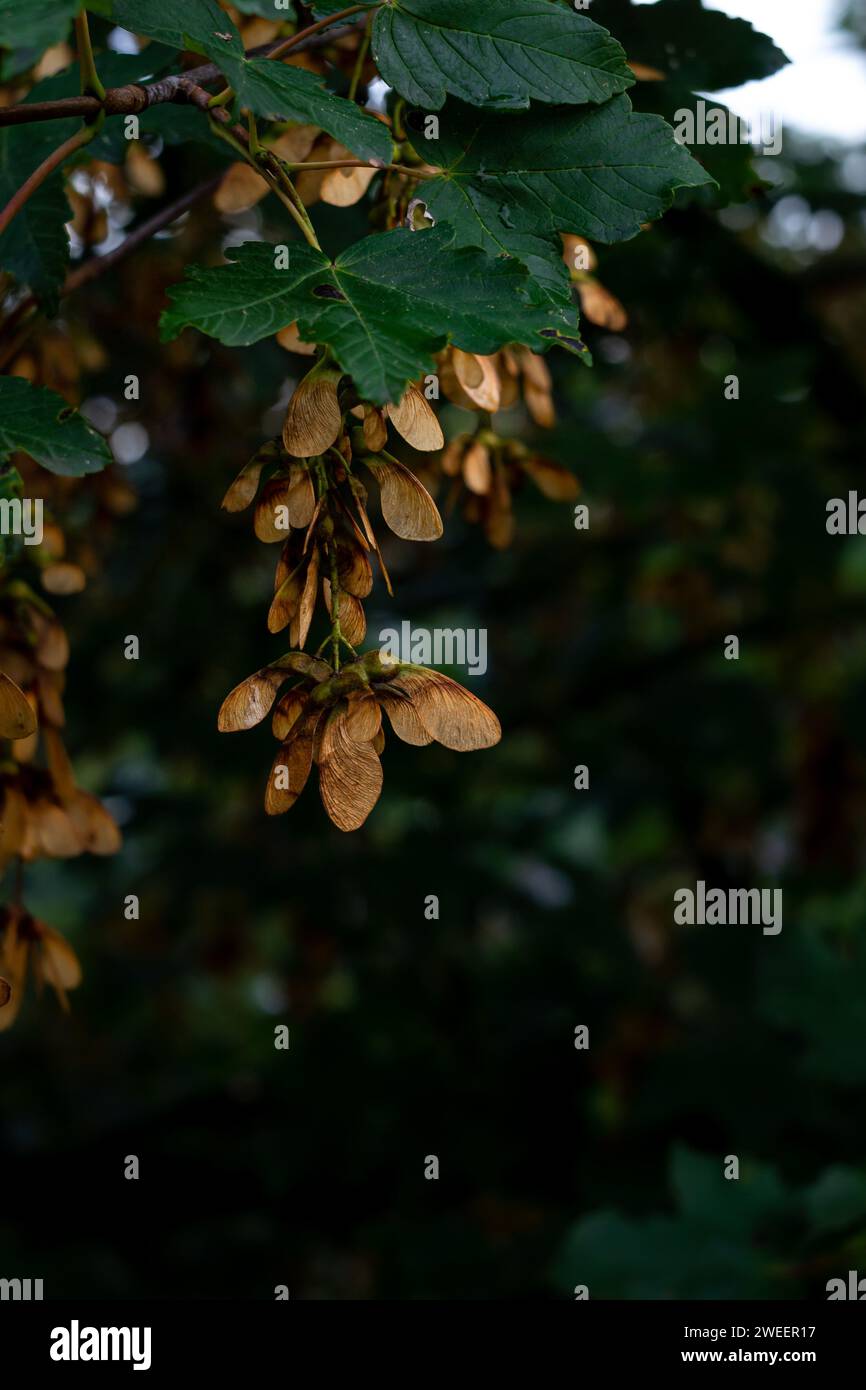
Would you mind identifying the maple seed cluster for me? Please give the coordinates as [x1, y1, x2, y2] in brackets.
[0, 589, 120, 1028]
[219, 650, 500, 833]
[219, 363, 501, 831]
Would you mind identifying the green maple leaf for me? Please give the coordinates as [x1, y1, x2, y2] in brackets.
[0, 378, 112, 477]
[107, 0, 244, 59]
[371, 0, 633, 111]
[219, 56, 393, 164]
[160, 226, 586, 404]
[416, 94, 715, 277]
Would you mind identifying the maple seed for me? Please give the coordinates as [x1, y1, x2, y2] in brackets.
[386, 385, 444, 452]
[0, 672, 38, 740]
[0, 909, 83, 1031]
[362, 454, 444, 541]
[221, 450, 272, 512]
[283, 365, 343, 458]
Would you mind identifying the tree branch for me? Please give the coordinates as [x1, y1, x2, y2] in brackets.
[0, 19, 368, 129]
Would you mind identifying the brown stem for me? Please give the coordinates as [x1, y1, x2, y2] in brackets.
[284, 160, 431, 179]
[0, 125, 94, 238]
[267, 5, 370, 63]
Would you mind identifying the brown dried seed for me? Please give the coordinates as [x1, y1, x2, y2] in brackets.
[222, 455, 267, 512]
[36, 670, 65, 727]
[218, 667, 291, 732]
[519, 350, 553, 392]
[463, 442, 492, 496]
[320, 163, 377, 207]
[38, 924, 82, 997]
[345, 694, 382, 743]
[254, 480, 294, 543]
[0, 785, 27, 863]
[126, 143, 166, 197]
[214, 162, 269, 214]
[67, 791, 122, 855]
[323, 580, 366, 646]
[268, 563, 305, 635]
[0, 671, 37, 740]
[363, 455, 444, 541]
[561, 233, 597, 273]
[452, 351, 501, 412]
[290, 544, 320, 649]
[337, 540, 373, 598]
[265, 713, 319, 814]
[283, 373, 342, 458]
[386, 385, 444, 452]
[286, 465, 316, 528]
[41, 562, 86, 595]
[524, 382, 556, 429]
[378, 691, 433, 746]
[32, 616, 69, 673]
[362, 407, 389, 453]
[522, 457, 579, 501]
[276, 322, 318, 356]
[440, 438, 465, 477]
[438, 353, 480, 412]
[32, 799, 84, 858]
[271, 125, 321, 165]
[391, 668, 501, 750]
[317, 708, 383, 831]
[0, 918, 27, 1031]
[271, 689, 308, 741]
[43, 728, 77, 799]
[577, 277, 628, 332]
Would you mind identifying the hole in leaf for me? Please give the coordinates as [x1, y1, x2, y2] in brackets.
[313, 285, 345, 301]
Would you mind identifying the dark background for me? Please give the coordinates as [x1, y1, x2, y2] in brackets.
[2, 0, 866, 1299]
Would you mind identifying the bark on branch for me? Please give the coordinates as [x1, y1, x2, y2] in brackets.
[0, 19, 366, 129]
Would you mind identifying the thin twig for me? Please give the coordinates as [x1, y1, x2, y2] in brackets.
[282, 159, 432, 179]
[0, 125, 95, 238]
[348, 11, 374, 102]
[267, 5, 370, 63]
[64, 173, 224, 294]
